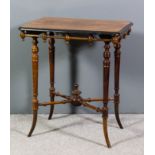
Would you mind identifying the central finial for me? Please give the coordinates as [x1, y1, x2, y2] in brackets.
[71, 84, 82, 106]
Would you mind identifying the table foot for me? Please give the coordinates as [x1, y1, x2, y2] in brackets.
[28, 110, 38, 137]
[48, 105, 54, 120]
[114, 103, 123, 129]
[102, 108, 111, 148]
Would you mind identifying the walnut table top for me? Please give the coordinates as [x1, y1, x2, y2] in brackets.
[19, 17, 133, 35]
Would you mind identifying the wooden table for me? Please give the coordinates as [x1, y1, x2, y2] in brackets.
[19, 17, 133, 148]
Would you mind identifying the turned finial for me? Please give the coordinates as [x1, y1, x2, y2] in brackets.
[20, 31, 25, 41]
[88, 34, 94, 46]
[64, 34, 70, 45]
[41, 33, 47, 43]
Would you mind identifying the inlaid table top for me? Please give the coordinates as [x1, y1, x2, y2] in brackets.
[19, 17, 133, 35]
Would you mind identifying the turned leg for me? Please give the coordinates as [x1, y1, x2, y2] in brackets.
[102, 41, 111, 148]
[28, 37, 39, 137]
[48, 34, 55, 120]
[113, 35, 123, 129]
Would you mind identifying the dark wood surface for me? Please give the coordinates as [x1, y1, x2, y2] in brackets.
[20, 17, 132, 34]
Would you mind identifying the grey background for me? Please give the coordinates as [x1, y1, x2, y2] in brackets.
[11, 0, 144, 114]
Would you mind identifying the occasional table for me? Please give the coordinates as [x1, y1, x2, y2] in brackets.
[19, 17, 133, 148]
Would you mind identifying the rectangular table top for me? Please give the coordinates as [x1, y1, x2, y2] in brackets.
[19, 17, 133, 35]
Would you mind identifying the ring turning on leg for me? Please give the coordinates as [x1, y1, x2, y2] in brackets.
[28, 37, 39, 137]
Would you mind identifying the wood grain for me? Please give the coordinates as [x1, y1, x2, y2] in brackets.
[20, 17, 132, 34]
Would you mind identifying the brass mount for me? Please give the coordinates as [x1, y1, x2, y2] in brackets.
[19, 28, 132, 43]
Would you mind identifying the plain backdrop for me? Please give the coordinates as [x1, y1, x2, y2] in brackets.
[10, 0, 144, 114]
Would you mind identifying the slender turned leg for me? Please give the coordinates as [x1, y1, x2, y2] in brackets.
[28, 37, 39, 137]
[113, 35, 123, 129]
[102, 41, 111, 148]
[48, 35, 55, 120]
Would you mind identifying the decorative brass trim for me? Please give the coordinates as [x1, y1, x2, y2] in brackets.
[20, 28, 132, 42]
[20, 32, 112, 42]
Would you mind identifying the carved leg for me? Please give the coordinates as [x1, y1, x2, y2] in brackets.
[113, 35, 123, 129]
[48, 35, 55, 120]
[28, 37, 39, 137]
[102, 41, 111, 148]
